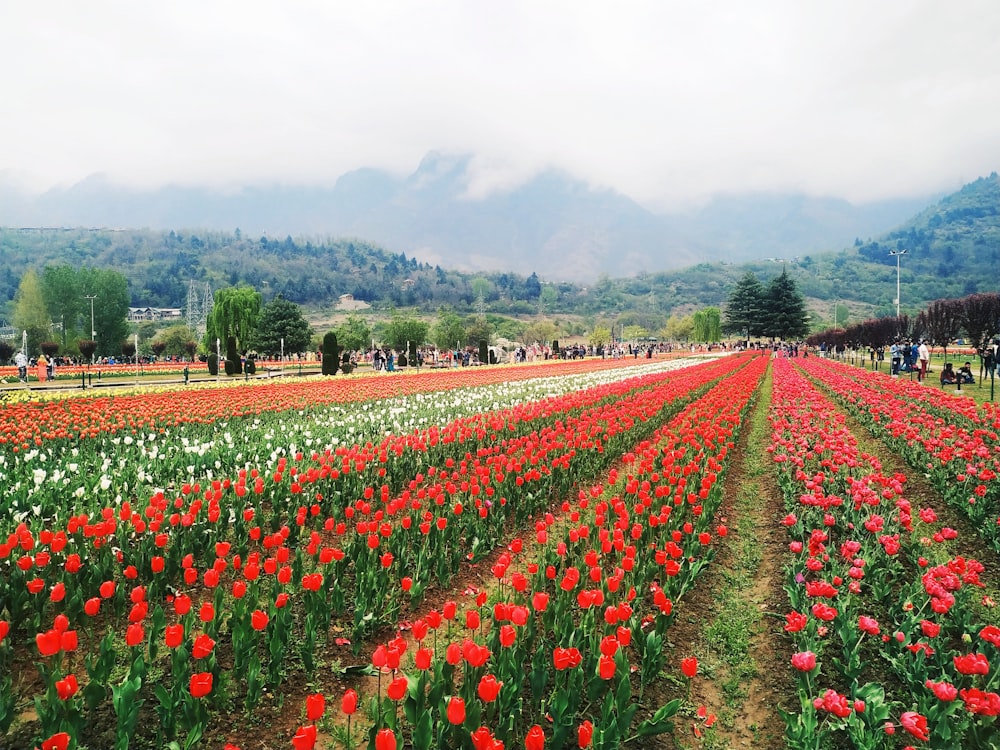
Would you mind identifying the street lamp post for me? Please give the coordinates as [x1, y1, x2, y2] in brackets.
[84, 294, 97, 356]
[889, 250, 907, 318]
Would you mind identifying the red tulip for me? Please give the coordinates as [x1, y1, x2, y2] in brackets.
[189, 671, 213, 698]
[173, 593, 191, 615]
[60, 629, 77, 652]
[40, 732, 70, 750]
[36, 629, 61, 657]
[165, 623, 184, 649]
[954, 652, 990, 675]
[578, 720, 594, 748]
[251, 610, 269, 631]
[126, 623, 145, 647]
[55, 674, 79, 700]
[387, 676, 408, 701]
[305, 692, 325, 721]
[471, 726, 499, 750]
[681, 656, 698, 678]
[192, 633, 216, 659]
[447, 695, 466, 725]
[291, 724, 317, 750]
[598, 655, 616, 680]
[341, 688, 358, 715]
[791, 651, 817, 671]
[49, 582, 66, 602]
[524, 724, 545, 750]
[477, 674, 502, 702]
[374, 728, 396, 750]
[499, 625, 516, 648]
[900, 711, 929, 742]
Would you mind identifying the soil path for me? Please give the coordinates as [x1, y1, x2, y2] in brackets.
[663, 367, 787, 750]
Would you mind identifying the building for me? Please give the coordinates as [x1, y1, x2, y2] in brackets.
[127, 307, 184, 323]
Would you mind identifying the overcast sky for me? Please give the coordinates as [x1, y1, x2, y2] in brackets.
[2, 1, 998, 210]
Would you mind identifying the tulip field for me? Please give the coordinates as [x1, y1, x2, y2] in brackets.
[1, 352, 999, 750]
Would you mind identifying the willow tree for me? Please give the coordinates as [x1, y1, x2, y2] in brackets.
[692, 307, 721, 343]
[13, 268, 51, 355]
[206, 286, 262, 357]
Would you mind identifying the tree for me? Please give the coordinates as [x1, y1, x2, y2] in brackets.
[335, 315, 372, 354]
[382, 315, 429, 352]
[960, 293, 1000, 358]
[538, 285, 559, 313]
[588, 325, 612, 348]
[154, 325, 200, 358]
[623, 324, 649, 342]
[918, 298, 963, 361]
[523, 272, 542, 301]
[522, 320, 558, 347]
[431, 309, 467, 351]
[661, 314, 695, 343]
[464, 317, 494, 349]
[80, 268, 130, 358]
[13, 268, 51, 355]
[42, 265, 83, 350]
[251, 295, 312, 357]
[692, 307, 721, 342]
[762, 268, 810, 340]
[723, 272, 764, 338]
[207, 286, 261, 355]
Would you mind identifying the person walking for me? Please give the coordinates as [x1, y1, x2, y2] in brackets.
[917, 340, 930, 382]
[15, 350, 28, 382]
[36, 353, 48, 383]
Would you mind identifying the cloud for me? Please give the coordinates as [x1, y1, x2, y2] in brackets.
[1, 1, 998, 208]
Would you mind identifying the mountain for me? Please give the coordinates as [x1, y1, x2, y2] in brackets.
[0, 172, 997, 327]
[0, 153, 932, 282]
[855, 173, 1000, 299]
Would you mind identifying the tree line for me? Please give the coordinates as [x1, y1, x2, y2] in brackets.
[806, 292, 1000, 363]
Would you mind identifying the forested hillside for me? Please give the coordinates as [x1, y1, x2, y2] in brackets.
[855, 172, 1000, 298]
[0, 228, 545, 313]
[1, 173, 997, 328]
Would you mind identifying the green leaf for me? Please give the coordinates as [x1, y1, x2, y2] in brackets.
[635, 699, 681, 737]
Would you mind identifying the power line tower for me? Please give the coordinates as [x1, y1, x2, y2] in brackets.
[186, 281, 213, 338]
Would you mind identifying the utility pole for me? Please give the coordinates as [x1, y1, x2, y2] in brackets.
[889, 249, 907, 318]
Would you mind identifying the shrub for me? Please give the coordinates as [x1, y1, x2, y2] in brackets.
[207, 353, 219, 376]
[322, 332, 339, 376]
[78, 340, 96, 362]
[226, 337, 242, 375]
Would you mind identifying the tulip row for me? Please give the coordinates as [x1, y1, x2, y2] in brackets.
[2, 357, 696, 526]
[797, 357, 1000, 552]
[0, 357, 737, 641]
[0, 357, 673, 451]
[0, 354, 744, 748]
[769, 357, 999, 749]
[305, 353, 767, 750]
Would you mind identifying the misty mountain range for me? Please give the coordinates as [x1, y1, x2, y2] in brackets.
[0, 152, 935, 282]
